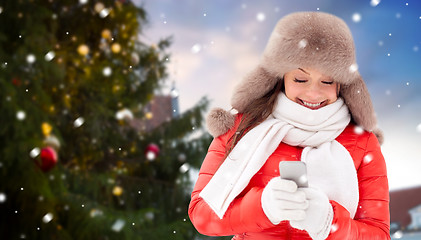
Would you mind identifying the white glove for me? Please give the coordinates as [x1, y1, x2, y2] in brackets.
[290, 188, 333, 240]
[261, 177, 309, 225]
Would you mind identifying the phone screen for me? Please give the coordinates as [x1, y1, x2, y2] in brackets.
[279, 161, 308, 187]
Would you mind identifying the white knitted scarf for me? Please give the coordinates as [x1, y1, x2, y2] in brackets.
[200, 93, 359, 219]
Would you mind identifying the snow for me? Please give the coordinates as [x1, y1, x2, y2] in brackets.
[349, 63, 359, 73]
[363, 154, 373, 164]
[102, 66, 112, 76]
[256, 12, 266, 22]
[370, 0, 381, 7]
[0, 193, 6, 203]
[42, 213, 53, 223]
[111, 219, 125, 232]
[30, 147, 41, 158]
[44, 51, 55, 61]
[298, 39, 308, 49]
[26, 54, 36, 64]
[16, 110, 26, 121]
[179, 163, 190, 173]
[352, 13, 362, 23]
[191, 44, 201, 54]
[73, 117, 85, 128]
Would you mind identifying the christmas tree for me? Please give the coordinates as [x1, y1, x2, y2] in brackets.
[0, 0, 215, 239]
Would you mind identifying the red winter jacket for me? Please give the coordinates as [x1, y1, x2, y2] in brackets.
[189, 115, 390, 239]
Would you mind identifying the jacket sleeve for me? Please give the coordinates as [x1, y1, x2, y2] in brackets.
[327, 132, 390, 240]
[188, 122, 276, 236]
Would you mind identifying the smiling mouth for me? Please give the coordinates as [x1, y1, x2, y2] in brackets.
[298, 99, 327, 110]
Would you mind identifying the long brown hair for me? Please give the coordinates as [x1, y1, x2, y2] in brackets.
[225, 77, 284, 156]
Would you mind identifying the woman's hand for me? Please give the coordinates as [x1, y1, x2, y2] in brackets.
[261, 177, 309, 225]
[290, 187, 333, 240]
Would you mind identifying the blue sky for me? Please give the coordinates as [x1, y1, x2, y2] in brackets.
[135, 0, 421, 190]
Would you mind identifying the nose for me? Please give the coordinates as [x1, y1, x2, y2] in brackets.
[305, 83, 323, 101]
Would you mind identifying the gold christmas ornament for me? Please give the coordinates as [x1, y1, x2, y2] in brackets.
[112, 186, 123, 196]
[101, 29, 112, 40]
[145, 112, 153, 120]
[42, 122, 53, 136]
[77, 44, 89, 56]
[94, 2, 105, 13]
[111, 43, 121, 53]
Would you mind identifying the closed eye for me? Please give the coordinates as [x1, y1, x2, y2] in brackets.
[322, 81, 334, 85]
[294, 78, 307, 83]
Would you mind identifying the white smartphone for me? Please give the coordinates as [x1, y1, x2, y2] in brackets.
[279, 161, 308, 188]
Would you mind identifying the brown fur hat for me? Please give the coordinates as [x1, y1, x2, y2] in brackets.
[207, 12, 382, 143]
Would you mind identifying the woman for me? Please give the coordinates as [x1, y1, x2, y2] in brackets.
[188, 12, 390, 240]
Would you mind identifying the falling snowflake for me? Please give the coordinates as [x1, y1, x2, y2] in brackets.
[103, 67, 112, 76]
[74, 117, 85, 128]
[191, 44, 201, 54]
[146, 151, 156, 161]
[330, 223, 339, 233]
[298, 39, 308, 49]
[349, 63, 359, 73]
[111, 219, 125, 232]
[0, 193, 6, 203]
[352, 13, 361, 23]
[30, 147, 41, 158]
[370, 0, 381, 7]
[256, 12, 266, 22]
[16, 110, 26, 121]
[42, 213, 53, 223]
[179, 163, 190, 173]
[170, 88, 179, 98]
[99, 8, 110, 18]
[354, 126, 364, 135]
[26, 54, 36, 64]
[44, 51, 55, 61]
[363, 154, 373, 164]
[392, 230, 403, 239]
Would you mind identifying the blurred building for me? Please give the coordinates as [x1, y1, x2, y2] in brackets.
[408, 205, 421, 231]
[390, 186, 421, 232]
[130, 84, 180, 132]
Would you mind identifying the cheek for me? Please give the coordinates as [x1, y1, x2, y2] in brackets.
[327, 85, 339, 101]
[284, 83, 299, 100]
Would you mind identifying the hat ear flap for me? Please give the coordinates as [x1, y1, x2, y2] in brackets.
[231, 65, 279, 112]
[373, 128, 384, 145]
[340, 75, 377, 132]
[206, 108, 236, 138]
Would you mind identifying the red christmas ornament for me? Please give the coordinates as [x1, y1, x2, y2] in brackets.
[36, 147, 58, 172]
[145, 143, 160, 161]
[12, 77, 21, 86]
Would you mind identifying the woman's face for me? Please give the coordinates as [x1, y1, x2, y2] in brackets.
[283, 68, 339, 110]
